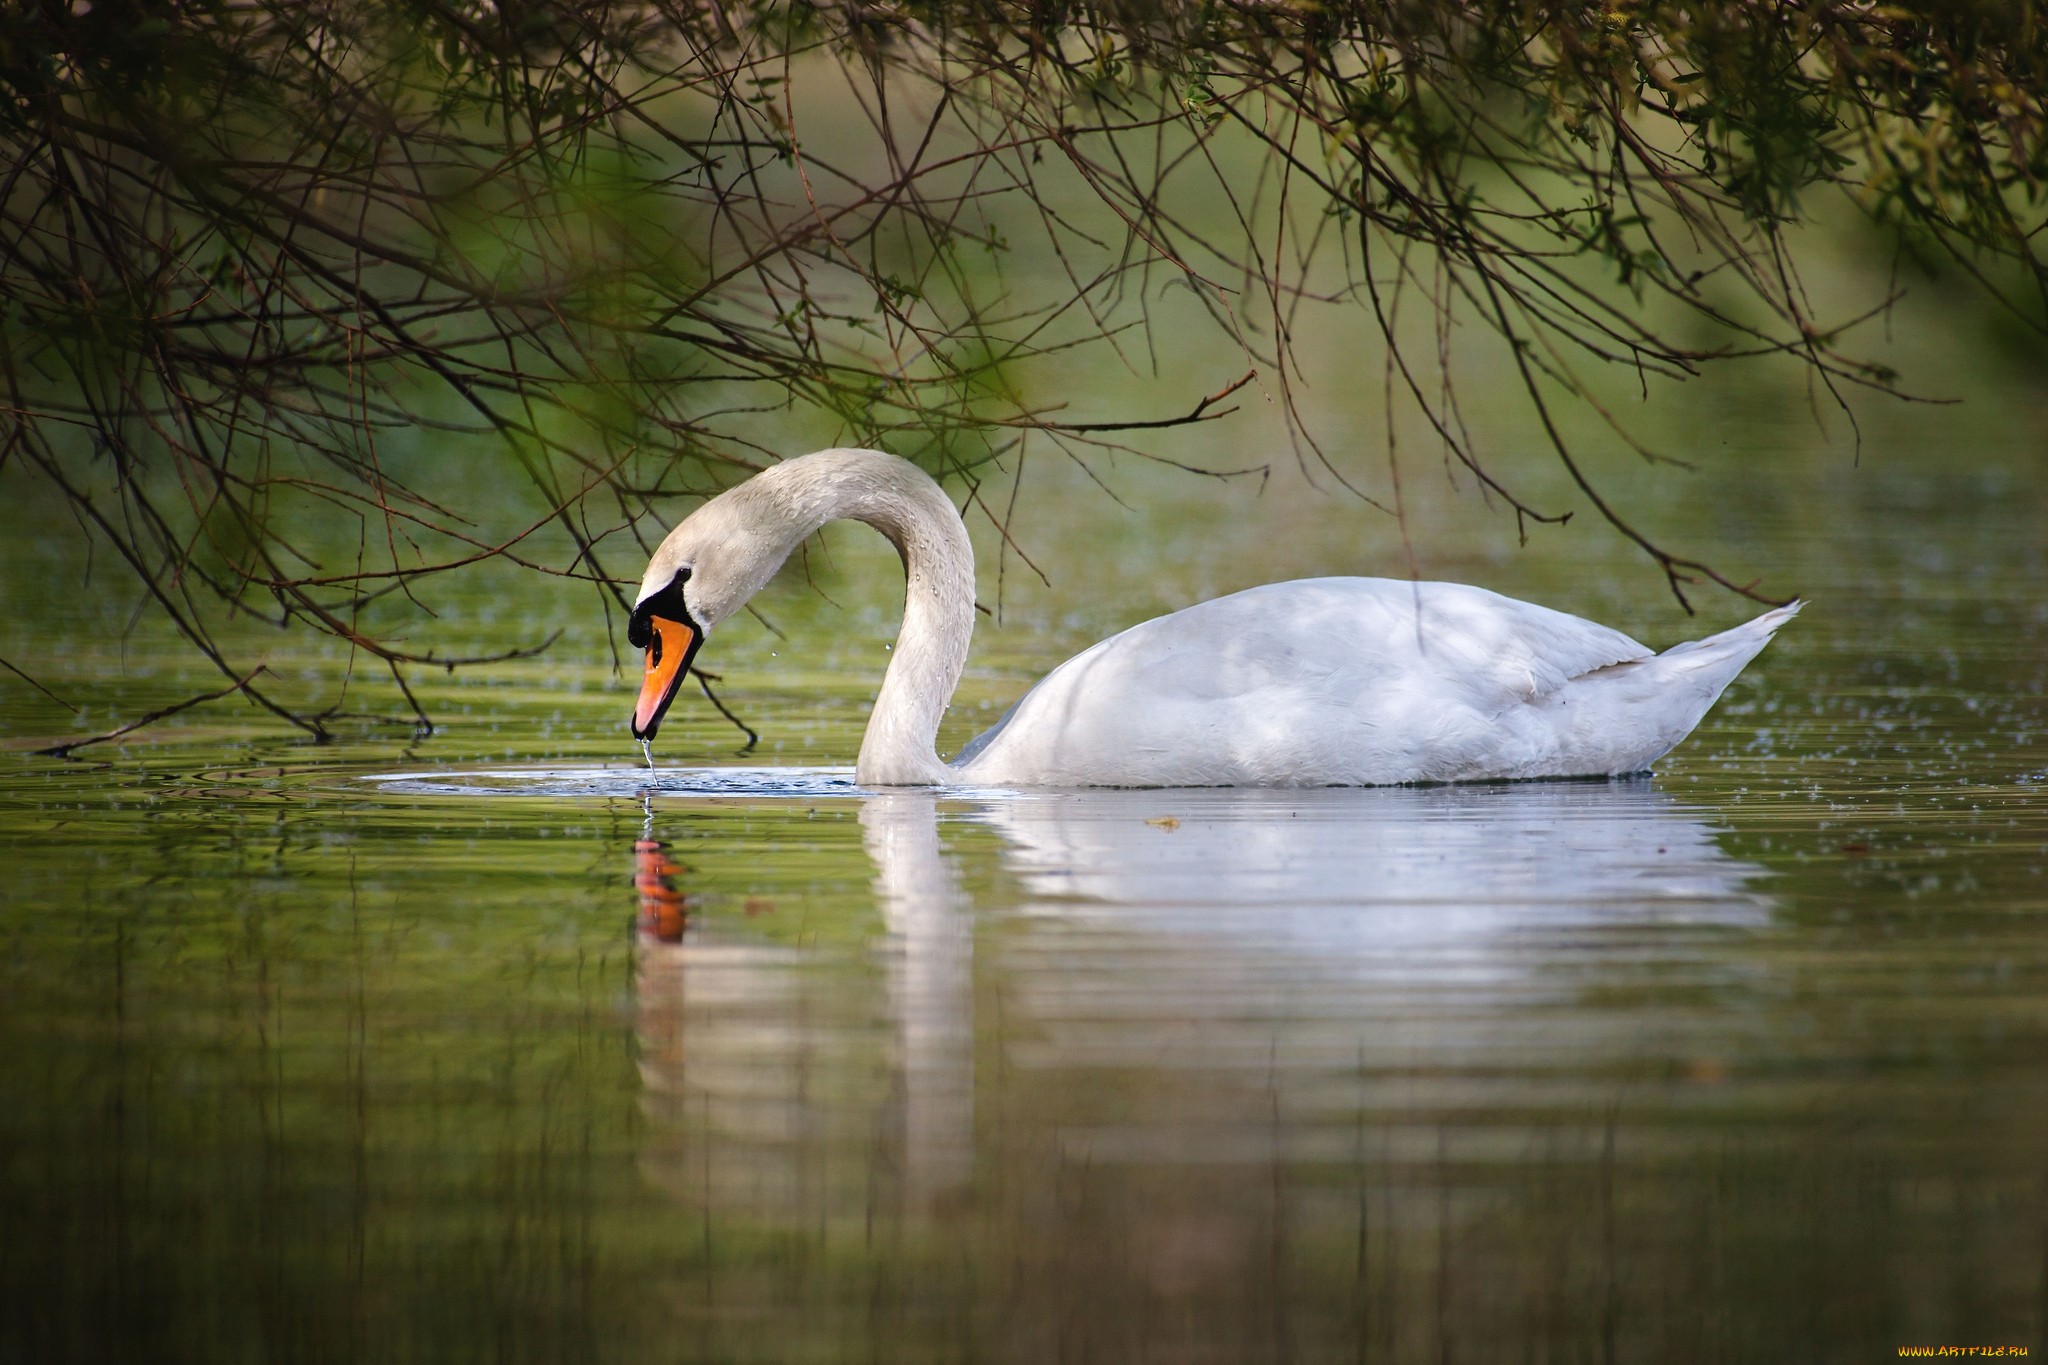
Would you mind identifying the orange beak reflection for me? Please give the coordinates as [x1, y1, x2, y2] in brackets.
[634, 838, 690, 942]
[632, 616, 696, 740]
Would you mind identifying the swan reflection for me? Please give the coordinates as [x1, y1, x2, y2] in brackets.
[634, 792, 977, 1222]
[981, 781, 1766, 982]
[634, 781, 1768, 1237]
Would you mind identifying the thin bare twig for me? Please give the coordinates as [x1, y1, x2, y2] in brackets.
[34, 666, 270, 757]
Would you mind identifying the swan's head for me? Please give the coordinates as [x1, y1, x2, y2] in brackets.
[626, 472, 807, 740]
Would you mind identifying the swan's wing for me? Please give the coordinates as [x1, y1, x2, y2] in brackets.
[1393, 581, 1652, 706]
[950, 579, 1655, 786]
[1070, 578, 1650, 709]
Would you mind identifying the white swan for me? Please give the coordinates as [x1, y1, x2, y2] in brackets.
[627, 447, 1798, 787]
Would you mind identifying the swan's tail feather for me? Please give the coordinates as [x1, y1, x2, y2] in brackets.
[1630, 600, 1803, 760]
[1656, 599, 1803, 680]
[1565, 600, 1801, 775]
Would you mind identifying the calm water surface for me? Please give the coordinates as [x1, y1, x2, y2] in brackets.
[3, 458, 2047, 1364]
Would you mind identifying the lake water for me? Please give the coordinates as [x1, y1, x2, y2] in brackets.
[3, 407, 2047, 1362]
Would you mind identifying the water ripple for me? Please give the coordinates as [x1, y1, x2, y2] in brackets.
[361, 764, 865, 800]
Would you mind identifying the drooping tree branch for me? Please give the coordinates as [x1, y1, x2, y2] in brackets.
[1, 2, 2040, 737]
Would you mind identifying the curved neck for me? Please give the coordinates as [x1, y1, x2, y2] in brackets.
[757, 450, 974, 785]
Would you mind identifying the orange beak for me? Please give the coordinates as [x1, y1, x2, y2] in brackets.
[632, 616, 696, 740]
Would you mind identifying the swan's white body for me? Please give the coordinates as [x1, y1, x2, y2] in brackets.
[633, 448, 1797, 788]
[951, 578, 1795, 787]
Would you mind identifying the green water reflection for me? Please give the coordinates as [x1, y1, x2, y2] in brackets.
[5, 636, 2048, 1364]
